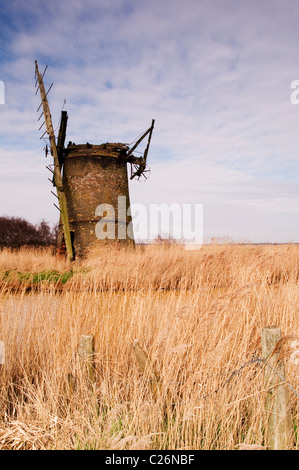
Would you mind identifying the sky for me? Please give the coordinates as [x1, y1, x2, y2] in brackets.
[0, 0, 299, 243]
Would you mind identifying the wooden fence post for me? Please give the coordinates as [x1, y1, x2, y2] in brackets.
[78, 334, 95, 385]
[261, 326, 293, 449]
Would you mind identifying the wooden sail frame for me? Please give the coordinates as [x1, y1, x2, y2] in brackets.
[35, 60, 74, 261]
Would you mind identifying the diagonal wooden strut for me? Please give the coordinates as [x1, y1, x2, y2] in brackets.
[128, 119, 155, 180]
[35, 60, 74, 261]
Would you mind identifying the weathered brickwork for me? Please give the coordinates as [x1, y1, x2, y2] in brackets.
[58, 143, 134, 257]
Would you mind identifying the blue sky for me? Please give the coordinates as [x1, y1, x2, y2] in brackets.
[0, 0, 299, 242]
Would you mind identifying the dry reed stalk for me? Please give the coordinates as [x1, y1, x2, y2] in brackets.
[0, 247, 70, 273]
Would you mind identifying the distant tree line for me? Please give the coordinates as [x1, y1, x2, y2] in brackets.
[0, 216, 58, 249]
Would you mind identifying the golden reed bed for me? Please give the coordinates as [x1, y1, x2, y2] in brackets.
[0, 244, 298, 449]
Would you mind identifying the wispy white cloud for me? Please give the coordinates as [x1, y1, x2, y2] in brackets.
[0, 0, 299, 241]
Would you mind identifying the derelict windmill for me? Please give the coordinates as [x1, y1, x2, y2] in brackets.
[34, 61, 155, 260]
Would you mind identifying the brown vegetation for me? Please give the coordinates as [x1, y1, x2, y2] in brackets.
[0, 216, 57, 250]
[0, 243, 298, 449]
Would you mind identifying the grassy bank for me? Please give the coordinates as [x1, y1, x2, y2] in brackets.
[0, 244, 298, 449]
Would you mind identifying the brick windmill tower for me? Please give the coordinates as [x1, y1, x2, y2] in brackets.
[35, 61, 154, 260]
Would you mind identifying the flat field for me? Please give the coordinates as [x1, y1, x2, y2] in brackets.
[0, 243, 298, 449]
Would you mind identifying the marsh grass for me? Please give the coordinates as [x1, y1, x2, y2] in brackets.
[0, 244, 298, 449]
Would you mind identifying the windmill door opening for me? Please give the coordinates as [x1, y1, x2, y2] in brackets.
[70, 231, 76, 259]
